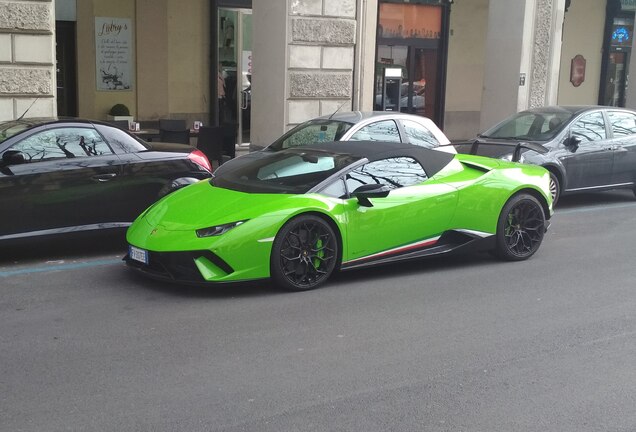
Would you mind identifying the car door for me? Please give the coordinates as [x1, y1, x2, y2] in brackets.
[606, 110, 636, 185]
[560, 110, 614, 190]
[340, 156, 457, 264]
[0, 125, 124, 238]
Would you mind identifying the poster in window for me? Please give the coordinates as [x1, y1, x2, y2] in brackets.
[95, 17, 132, 91]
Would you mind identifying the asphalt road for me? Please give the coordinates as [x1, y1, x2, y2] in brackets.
[2, 191, 636, 431]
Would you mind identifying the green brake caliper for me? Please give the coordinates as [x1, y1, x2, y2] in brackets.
[313, 237, 324, 268]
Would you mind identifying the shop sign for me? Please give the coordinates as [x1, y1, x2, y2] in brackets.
[95, 17, 132, 91]
[621, 0, 636, 12]
[570, 54, 586, 88]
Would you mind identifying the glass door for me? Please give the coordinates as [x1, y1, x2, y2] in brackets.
[604, 52, 627, 106]
[375, 45, 438, 119]
[218, 8, 252, 145]
[600, 15, 633, 107]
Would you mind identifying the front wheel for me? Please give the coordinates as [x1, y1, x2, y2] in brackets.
[271, 215, 338, 291]
[494, 194, 546, 261]
[548, 172, 561, 206]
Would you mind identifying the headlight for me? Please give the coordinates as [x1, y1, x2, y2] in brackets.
[196, 220, 247, 238]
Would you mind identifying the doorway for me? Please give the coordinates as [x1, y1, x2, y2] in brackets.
[374, 1, 449, 127]
[55, 21, 77, 117]
[599, 7, 634, 107]
[217, 7, 252, 146]
[375, 44, 439, 119]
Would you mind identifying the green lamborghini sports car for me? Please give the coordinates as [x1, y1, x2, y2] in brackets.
[125, 141, 553, 291]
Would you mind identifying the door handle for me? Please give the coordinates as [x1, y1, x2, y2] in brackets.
[92, 173, 117, 182]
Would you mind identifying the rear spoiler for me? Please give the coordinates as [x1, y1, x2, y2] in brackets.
[444, 140, 549, 162]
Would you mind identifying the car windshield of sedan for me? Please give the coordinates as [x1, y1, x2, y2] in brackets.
[211, 149, 358, 194]
[269, 120, 354, 150]
[480, 111, 574, 141]
[0, 121, 33, 143]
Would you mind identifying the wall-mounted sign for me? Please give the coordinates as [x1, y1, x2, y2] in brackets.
[570, 54, 586, 87]
[95, 17, 132, 91]
[611, 19, 634, 49]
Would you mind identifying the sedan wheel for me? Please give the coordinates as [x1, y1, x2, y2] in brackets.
[271, 215, 338, 291]
[494, 194, 545, 261]
[549, 172, 560, 206]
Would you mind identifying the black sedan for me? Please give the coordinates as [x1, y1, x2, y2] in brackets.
[0, 118, 212, 243]
[456, 105, 636, 204]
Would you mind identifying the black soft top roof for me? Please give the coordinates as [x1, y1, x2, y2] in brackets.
[284, 140, 455, 178]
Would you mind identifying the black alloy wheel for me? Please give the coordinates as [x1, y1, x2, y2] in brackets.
[494, 194, 546, 261]
[549, 172, 560, 206]
[271, 215, 338, 291]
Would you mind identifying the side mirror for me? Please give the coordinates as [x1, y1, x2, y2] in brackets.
[352, 184, 391, 207]
[564, 136, 581, 151]
[2, 150, 26, 166]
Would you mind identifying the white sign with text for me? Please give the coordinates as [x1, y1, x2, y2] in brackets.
[95, 17, 133, 91]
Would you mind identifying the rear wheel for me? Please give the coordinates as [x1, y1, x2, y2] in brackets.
[271, 215, 338, 291]
[494, 194, 545, 261]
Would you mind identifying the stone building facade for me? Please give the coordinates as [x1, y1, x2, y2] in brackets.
[251, 0, 369, 149]
[0, 0, 56, 121]
[2, 0, 635, 145]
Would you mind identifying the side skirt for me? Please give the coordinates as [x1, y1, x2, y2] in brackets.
[340, 230, 495, 271]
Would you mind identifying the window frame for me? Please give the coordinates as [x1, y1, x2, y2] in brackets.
[606, 110, 636, 139]
[348, 119, 403, 143]
[8, 125, 115, 164]
[568, 110, 608, 144]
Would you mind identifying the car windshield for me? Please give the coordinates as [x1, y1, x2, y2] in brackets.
[211, 149, 358, 194]
[0, 121, 35, 143]
[480, 110, 574, 141]
[269, 120, 354, 150]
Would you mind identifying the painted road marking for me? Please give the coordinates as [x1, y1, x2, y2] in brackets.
[557, 201, 636, 215]
[0, 258, 122, 278]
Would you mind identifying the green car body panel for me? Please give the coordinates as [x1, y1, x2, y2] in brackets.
[126, 147, 552, 285]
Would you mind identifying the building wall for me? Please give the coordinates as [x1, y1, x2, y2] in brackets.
[0, 0, 56, 120]
[557, 0, 606, 105]
[136, 0, 169, 121]
[167, 0, 209, 123]
[76, 0, 136, 120]
[444, 0, 489, 140]
[76, 0, 209, 124]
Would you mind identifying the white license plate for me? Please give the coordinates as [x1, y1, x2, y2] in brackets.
[129, 246, 149, 264]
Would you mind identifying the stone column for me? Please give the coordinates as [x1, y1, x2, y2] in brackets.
[0, 0, 57, 120]
[251, 0, 357, 150]
[480, 0, 565, 131]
